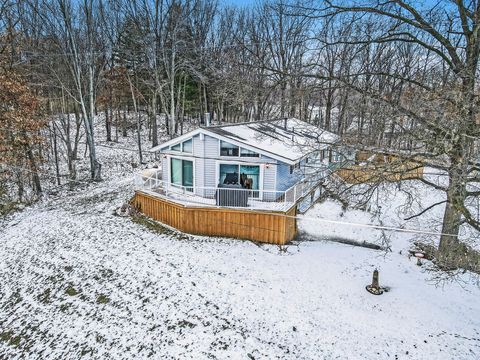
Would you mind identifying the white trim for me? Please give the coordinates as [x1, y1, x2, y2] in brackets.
[218, 139, 238, 158]
[181, 138, 193, 153]
[150, 121, 337, 165]
[217, 140, 261, 159]
[167, 155, 196, 193]
[209, 131, 295, 164]
[151, 129, 203, 152]
[151, 128, 298, 165]
[169, 137, 193, 154]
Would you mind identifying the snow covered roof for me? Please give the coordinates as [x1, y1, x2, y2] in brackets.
[150, 118, 339, 164]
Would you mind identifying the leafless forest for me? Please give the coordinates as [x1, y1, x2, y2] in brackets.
[1, 0, 479, 267]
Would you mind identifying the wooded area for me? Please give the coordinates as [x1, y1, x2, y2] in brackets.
[0, 0, 479, 266]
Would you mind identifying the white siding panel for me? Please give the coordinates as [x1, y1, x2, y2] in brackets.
[262, 156, 276, 191]
[193, 135, 205, 196]
[162, 155, 168, 183]
[204, 135, 219, 187]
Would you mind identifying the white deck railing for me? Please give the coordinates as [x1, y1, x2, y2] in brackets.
[134, 170, 319, 212]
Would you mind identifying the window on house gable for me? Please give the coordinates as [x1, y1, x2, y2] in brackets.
[220, 141, 239, 156]
[182, 138, 192, 153]
[240, 148, 259, 157]
[170, 138, 193, 153]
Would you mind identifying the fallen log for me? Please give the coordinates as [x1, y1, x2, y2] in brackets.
[295, 231, 384, 250]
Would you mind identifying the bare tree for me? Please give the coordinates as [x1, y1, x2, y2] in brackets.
[301, 0, 480, 257]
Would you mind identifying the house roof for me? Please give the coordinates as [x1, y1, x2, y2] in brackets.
[150, 118, 339, 164]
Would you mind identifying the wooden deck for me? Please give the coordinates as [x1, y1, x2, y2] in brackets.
[133, 191, 297, 245]
[334, 150, 425, 184]
[335, 162, 423, 184]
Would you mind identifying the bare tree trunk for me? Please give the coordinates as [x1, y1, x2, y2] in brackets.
[24, 140, 42, 196]
[105, 106, 112, 142]
[52, 124, 61, 185]
[151, 92, 158, 147]
[126, 72, 143, 164]
[122, 108, 127, 137]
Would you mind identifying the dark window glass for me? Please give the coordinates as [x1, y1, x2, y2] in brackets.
[219, 164, 239, 184]
[220, 141, 239, 156]
[240, 148, 259, 157]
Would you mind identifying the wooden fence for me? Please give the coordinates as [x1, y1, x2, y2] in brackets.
[133, 191, 297, 245]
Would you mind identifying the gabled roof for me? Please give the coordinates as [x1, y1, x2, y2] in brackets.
[150, 118, 339, 165]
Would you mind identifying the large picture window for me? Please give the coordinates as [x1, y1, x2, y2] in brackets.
[219, 163, 260, 196]
[171, 158, 193, 191]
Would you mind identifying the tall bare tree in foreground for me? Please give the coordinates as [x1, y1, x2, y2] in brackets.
[306, 1, 479, 257]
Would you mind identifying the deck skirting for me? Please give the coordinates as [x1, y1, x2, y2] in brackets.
[133, 191, 297, 245]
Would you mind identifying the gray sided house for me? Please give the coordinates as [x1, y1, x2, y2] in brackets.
[144, 118, 340, 211]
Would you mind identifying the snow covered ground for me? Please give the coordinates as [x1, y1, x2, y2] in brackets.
[1, 117, 479, 359]
[299, 170, 479, 252]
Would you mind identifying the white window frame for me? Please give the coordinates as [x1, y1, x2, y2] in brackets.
[182, 138, 193, 153]
[218, 140, 240, 157]
[240, 147, 260, 158]
[215, 160, 265, 200]
[218, 140, 260, 159]
[169, 138, 193, 154]
[167, 155, 196, 193]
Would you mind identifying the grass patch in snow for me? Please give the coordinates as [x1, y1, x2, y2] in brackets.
[37, 288, 52, 304]
[167, 320, 197, 331]
[96, 294, 110, 304]
[131, 214, 190, 240]
[59, 303, 71, 312]
[131, 214, 174, 235]
[0, 201, 19, 217]
[6, 290, 23, 307]
[0, 330, 21, 347]
[65, 286, 79, 296]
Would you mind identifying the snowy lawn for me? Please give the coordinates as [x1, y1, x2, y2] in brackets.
[1, 118, 479, 359]
[1, 174, 479, 359]
[299, 171, 479, 252]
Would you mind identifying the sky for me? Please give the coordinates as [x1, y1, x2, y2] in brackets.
[222, 0, 445, 9]
[222, 0, 257, 7]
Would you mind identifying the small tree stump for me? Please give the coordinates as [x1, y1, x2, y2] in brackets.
[366, 269, 384, 295]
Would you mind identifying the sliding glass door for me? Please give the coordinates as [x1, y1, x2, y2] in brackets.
[240, 165, 260, 190]
[219, 164, 239, 185]
[218, 163, 260, 197]
[171, 158, 193, 191]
